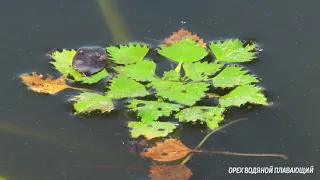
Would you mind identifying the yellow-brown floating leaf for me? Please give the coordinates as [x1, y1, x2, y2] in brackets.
[141, 138, 191, 162]
[149, 165, 192, 180]
[163, 29, 206, 48]
[20, 72, 72, 94]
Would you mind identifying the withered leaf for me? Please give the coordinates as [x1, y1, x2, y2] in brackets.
[72, 47, 108, 76]
[149, 165, 192, 180]
[20, 73, 72, 94]
[141, 138, 192, 162]
[163, 29, 206, 48]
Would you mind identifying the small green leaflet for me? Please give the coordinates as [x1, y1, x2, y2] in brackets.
[183, 62, 224, 81]
[176, 106, 225, 130]
[50, 50, 82, 79]
[158, 38, 208, 63]
[162, 70, 181, 81]
[0, 177, 7, 180]
[219, 84, 268, 107]
[157, 82, 209, 106]
[148, 70, 182, 91]
[149, 79, 183, 92]
[209, 39, 256, 62]
[127, 99, 182, 123]
[212, 65, 259, 88]
[50, 50, 108, 84]
[70, 92, 114, 114]
[107, 43, 149, 64]
[128, 121, 177, 140]
[113, 60, 156, 81]
[77, 69, 109, 84]
[107, 76, 149, 99]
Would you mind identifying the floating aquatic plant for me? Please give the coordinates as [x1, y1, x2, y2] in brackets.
[20, 29, 269, 139]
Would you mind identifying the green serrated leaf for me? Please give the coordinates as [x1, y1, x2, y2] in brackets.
[113, 60, 156, 81]
[157, 82, 209, 106]
[77, 69, 109, 84]
[50, 49, 82, 79]
[128, 121, 177, 139]
[212, 65, 259, 88]
[162, 70, 181, 81]
[107, 43, 149, 64]
[50, 50, 108, 83]
[149, 78, 183, 91]
[127, 99, 182, 123]
[107, 76, 149, 99]
[175, 106, 225, 130]
[219, 84, 268, 107]
[158, 38, 208, 63]
[70, 92, 114, 114]
[209, 39, 256, 62]
[183, 62, 224, 81]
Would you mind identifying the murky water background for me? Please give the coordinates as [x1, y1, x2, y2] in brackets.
[0, 0, 319, 179]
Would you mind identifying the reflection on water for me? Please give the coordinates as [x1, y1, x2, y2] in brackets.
[97, 0, 131, 44]
[0, 121, 109, 160]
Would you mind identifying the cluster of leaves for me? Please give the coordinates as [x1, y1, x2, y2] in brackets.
[20, 29, 268, 140]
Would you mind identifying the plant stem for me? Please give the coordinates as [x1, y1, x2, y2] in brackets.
[192, 150, 288, 159]
[180, 118, 248, 165]
[175, 63, 182, 73]
[206, 92, 220, 98]
[70, 87, 104, 95]
[97, 0, 130, 44]
[195, 118, 248, 149]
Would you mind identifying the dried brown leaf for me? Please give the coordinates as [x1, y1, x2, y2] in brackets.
[149, 165, 192, 180]
[163, 29, 206, 48]
[140, 138, 191, 162]
[20, 72, 72, 94]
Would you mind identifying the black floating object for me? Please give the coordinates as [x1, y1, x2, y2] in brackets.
[125, 140, 148, 153]
[72, 47, 108, 76]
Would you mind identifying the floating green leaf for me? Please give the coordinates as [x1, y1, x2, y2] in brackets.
[113, 60, 156, 81]
[183, 62, 224, 81]
[127, 99, 182, 123]
[149, 79, 183, 92]
[70, 92, 114, 114]
[50, 49, 82, 78]
[158, 38, 208, 63]
[219, 84, 268, 107]
[50, 50, 108, 84]
[107, 43, 149, 64]
[212, 65, 259, 88]
[209, 39, 256, 62]
[162, 70, 181, 81]
[107, 76, 149, 99]
[77, 69, 109, 84]
[157, 82, 209, 106]
[176, 106, 225, 130]
[128, 121, 177, 140]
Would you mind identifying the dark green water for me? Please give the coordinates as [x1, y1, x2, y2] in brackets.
[0, 0, 319, 179]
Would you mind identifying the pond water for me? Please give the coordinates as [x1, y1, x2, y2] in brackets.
[1, 0, 319, 179]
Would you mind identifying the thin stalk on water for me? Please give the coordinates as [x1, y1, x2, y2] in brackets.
[206, 92, 220, 98]
[192, 150, 288, 159]
[181, 118, 288, 164]
[71, 87, 104, 95]
[181, 118, 248, 164]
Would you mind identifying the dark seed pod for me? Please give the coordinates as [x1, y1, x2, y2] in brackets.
[72, 47, 108, 76]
